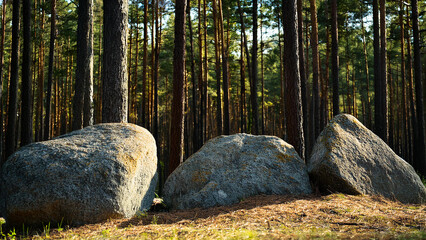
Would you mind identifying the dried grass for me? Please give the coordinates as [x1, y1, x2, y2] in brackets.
[27, 194, 425, 239]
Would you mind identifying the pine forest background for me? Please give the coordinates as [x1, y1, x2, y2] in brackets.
[0, 0, 425, 191]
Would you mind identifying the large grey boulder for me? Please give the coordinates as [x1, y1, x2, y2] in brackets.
[308, 114, 426, 204]
[2, 123, 157, 226]
[163, 134, 312, 210]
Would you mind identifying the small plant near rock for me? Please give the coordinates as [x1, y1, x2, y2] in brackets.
[43, 222, 50, 238]
[7, 228, 16, 240]
[135, 210, 148, 219]
[0, 217, 5, 237]
[57, 218, 64, 232]
[101, 229, 110, 237]
[151, 215, 158, 225]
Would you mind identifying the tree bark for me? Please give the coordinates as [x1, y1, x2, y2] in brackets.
[102, 0, 128, 123]
[283, 0, 305, 160]
[399, 0, 407, 160]
[411, 0, 425, 175]
[310, 0, 320, 139]
[169, 0, 187, 175]
[0, 0, 6, 160]
[297, 0, 308, 157]
[141, 0, 148, 127]
[361, 11, 371, 128]
[21, 0, 32, 146]
[251, 0, 259, 135]
[73, 0, 94, 130]
[44, 0, 56, 140]
[187, 1, 198, 152]
[331, 0, 339, 116]
[212, 0, 222, 135]
[219, 0, 230, 135]
[373, 0, 380, 136]
[379, 0, 388, 143]
[5, 0, 20, 159]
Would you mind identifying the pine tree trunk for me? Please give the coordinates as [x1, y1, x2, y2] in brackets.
[411, 0, 425, 175]
[169, 0, 187, 176]
[260, 4, 265, 134]
[133, 9, 140, 125]
[251, 0, 259, 135]
[21, 0, 32, 146]
[198, 0, 204, 145]
[5, 0, 20, 159]
[44, 0, 56, 140]
[399, 0, 408, 160]
[373, 0, 381, 138]
[102, 0, 128, 123]
[202, 0, 208, 143]
[331, 0, 339, 116]
[141, 0, 148, 127]
[309, 0, 320, 139]
[361, 13, 371, 128]
[283, 0, 305, 160]
[407, 13, 416, 164]
[379, 0, 388, 143]
[73, 0, 94, 130]
[0, 0, 6, 160]
[219, 0, 230, 135]
[297, 0, 308, 157]
[187, 1, 198, 152]
[212, 0, 222, 135]
[278, 17, 285, 137]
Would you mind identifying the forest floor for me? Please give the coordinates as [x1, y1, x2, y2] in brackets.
[14, 193, 425, 239]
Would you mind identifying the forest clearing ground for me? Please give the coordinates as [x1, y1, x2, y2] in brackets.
[27, 194, 425, 239]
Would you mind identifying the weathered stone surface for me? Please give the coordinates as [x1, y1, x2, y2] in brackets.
[308, 114, 426, 204]
[2, 123, 157, 226]
[163, 134, 312, 210]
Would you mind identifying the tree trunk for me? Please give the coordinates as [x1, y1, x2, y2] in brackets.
[411, 0, 425, 175]
[237, 0, 246, 133]
[251, 0, 259, 135]
[198, 0, 205, 145]
[373, 0, 381, 138]
[331, 0, 339, 116]
[132, 9, 140, 125]
[169, 0, 187, 175]
[260, 4, 265, 134]
[297, 0, 308, 157]
[153, 0, 162, 191]
[278, 16, 285, 137]
[141, 0, 148, 127]
[73, 0, 94, 130]
[187, 1, 198, 152]
[283, 0, 305, 160]
[361, 12, 371, 128]
[219, 0, 230, 135]
[379, 0, 388, 143]
[21, 0, 32, 146]
[0, 0, 6, 160]
[36, 0, 45, 141]
[407, 11, 416, 164]
[309, 0, 320, 139]
[202, 0, 208, 143]
[44, 0, 56, 140]
[102, 0, 128, 123]
[399, 0, 407, 160]
[5, 0, 20, 159]
[212, 0, 222, 135]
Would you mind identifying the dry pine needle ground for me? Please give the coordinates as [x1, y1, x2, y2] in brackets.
[24, 194, 426, 239]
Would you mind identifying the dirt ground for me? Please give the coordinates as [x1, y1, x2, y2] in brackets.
[23, 193, 426, 239]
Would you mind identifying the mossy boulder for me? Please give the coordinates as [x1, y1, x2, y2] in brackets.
[1, 123, 157, 226]
[163, 134, 312, 210]
[308, 114, 426, 204]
